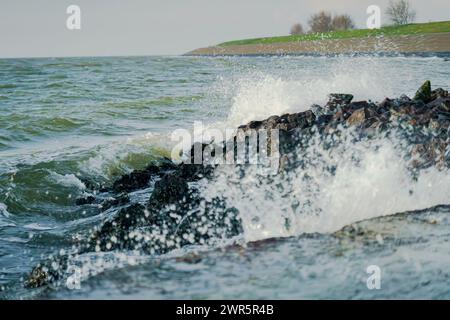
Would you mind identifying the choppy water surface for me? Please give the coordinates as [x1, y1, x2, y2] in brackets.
[0, 54, 449, 299]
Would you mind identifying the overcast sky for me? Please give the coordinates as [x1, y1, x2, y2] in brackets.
[0, 0, 449, 58]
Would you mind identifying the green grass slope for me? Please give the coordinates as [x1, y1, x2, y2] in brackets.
[218, 21, 450, 47]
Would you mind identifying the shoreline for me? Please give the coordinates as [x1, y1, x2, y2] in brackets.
[186, 32, 450, 56]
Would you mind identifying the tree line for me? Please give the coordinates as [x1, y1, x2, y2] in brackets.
[290, 0, 416, 35]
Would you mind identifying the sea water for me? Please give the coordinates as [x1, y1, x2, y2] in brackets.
[0, 54, 449, 299]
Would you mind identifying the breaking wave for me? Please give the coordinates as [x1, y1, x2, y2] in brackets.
[199, 128, 450, 242]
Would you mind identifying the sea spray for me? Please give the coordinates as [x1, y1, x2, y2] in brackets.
[2, 55, 449, 299]
[198, 128, 450, 242]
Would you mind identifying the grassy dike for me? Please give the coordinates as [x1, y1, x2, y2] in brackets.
[186, 21, 450, 56]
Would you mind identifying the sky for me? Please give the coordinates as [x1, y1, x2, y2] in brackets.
[0, 0, 449, 58]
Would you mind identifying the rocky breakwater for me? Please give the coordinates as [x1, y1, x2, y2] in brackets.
[25, 81, 450, 288]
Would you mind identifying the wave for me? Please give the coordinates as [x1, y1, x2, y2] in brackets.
[199, 129, 450, 242]
[0, 203, 11, 218]
[222, 57, 401, 128]
[0, 84, 17, 89]
[48, 172, 86, 190]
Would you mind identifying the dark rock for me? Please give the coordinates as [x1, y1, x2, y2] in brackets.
[346, 101, 370, 112]
[247, 120, 263, 129]
[326, 93, 354, 111]
[149, 173, 190, 207]
[111, 159, 177, 193]
[175, 252, 202, 264]
[316, 114, 334, 126]
[431, 88, 448, 100]
[75, 195, 96, 205]
[89, 203, 155, 252]
[179, 163, 214, 181]
[100, 193, 130, 210]
[311, 104, 327, 117]
[414, 80, 432, 103]
[24, 256, 69, 289]
[427, 96, 450, 110]
[112, 166, 158, 193]
[399, 94, 411, 102]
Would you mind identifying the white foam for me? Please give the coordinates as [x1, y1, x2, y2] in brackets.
[23, 223, 55, 231]
[49, 172, 86, 190]
[220, 56, 413, 128]
[0, 203, 10, 218]
[199, 130, 450, 242]
[78, 133, 172, 179]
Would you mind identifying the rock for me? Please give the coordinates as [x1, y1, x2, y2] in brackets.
[346, 101, 370, 112]
[175, 252, 202, 264]
[431, 88, 448, 100]
[414, 80, 432, 103]
[24, 266, 49, 288]
[149, 173, 190, 207]
[247, 120, 263, 129]
[326, 93, 354, 111]
[100, 193, 130, 210]
[75, 195, 96, 205]
[399, 94, 411, 102]
[111, 159, 176, 193]
[427, 96, 450, 110]
[378, 98, 392, 109]
[316, 114, 334, 127]
[311, 104, 327, 117]
[104, 203, 148, 231]
[24, 256, 68, 289]
[112, 166, 159, 193]
[346, 108, 366, 126]
[90, 203, 152, 252]
[238, 110, 315, 133]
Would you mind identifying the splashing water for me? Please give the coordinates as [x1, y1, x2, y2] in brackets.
[200, 128, 450, 242]
[1, 54, 449, 299]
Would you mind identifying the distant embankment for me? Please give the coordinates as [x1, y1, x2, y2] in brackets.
[186, 21, 450, 56]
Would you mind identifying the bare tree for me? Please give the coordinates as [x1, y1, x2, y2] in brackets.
[386, 0, 416, 25]
[308, 11, 333, 33]
[290, 23, 304, 35]
[331, 14, 355, 31]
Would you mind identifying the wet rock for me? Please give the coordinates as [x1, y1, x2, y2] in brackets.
[149, 173, 190, 207]
[311, 104, 326, 117]
[316, 114, 334, 127]
[346, 101, 370, 111]
[399, 94, 411, 102]
[378, 97, 392, 110]
[112, 166, 159, 193]
[326, 93, 354, 111]
[346, 108, 366, 126]
[89, 203, 152, 252]
[414, 80, 432, 103]
[100, 193, 130, 210]
[24, 256, 69, 289]
[247, 120, 263, 129]
[75, 195, 96, 205]
[175, 252, 203, 264]
[111, 159, 176, 193]
[427, 96, 450, 110]
[431, 88, 448, 100]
